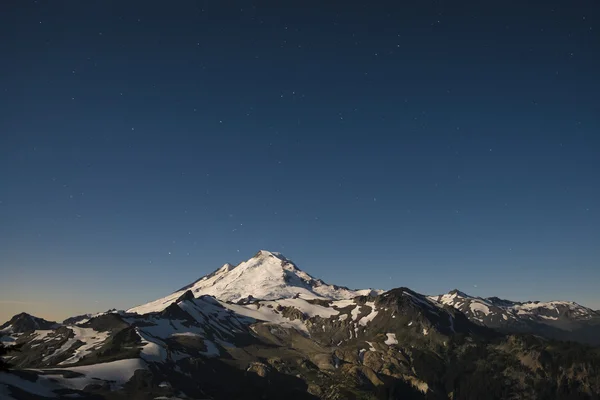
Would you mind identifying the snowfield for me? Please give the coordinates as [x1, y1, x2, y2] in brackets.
[44, 358, 147, 390]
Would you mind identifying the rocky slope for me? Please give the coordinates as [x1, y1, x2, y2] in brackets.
[1, 251, 600, 400]
[0, 313, 61, 347]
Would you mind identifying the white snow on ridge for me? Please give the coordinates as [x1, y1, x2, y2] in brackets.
[222, 297, 339, 333]
[331, 299, 356, 308]
[433, 291, 464, 306]
[539, 315, 559, 321]
[358, 302, 378, 326]
[58, 327, 110, 365]
[351, 305, 362, 321]
[222, 302, 308, 333]
[469, 302, 490, 316]
[430, 290, 597, 322]
[136, 328, 168, 362]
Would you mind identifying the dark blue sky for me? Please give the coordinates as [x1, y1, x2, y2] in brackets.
[1, 0, 599, 320]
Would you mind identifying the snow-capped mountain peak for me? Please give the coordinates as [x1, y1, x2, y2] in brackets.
[0, 312, 60, 334]
[128, 250, 380, 315]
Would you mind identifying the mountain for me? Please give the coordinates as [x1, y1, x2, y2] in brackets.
[128, 250, 381, 314]
[1, 251, 600, 400]
[0, 313, 60, 347]
[429, 289, 600, 346]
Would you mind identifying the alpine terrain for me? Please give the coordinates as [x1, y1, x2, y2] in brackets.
[1, 250, 599, 400]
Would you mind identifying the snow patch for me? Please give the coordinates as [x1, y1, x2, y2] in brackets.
[358, 302, 378, 326]
[351, 305, 362, 321]
[275, 298, 339, 318]
[469, 302, 490, 316]
[384, 333, 398, 345]
[58, 327, 110, 365]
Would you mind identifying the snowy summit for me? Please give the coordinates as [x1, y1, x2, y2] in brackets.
[128, 250, 380, 314]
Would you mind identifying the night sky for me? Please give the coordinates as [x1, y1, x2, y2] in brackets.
[1, 1, 599, 321]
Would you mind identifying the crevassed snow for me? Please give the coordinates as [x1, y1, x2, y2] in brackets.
[384, 333, 398, 345]
[128, 250, 378, 314]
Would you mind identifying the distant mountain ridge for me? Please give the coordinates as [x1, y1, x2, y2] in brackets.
[0, 313, 60, 338]
[429, 289, 600, 345]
